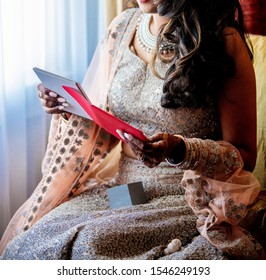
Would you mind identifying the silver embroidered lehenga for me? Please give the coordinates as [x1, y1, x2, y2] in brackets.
[0, 8, 264, 260]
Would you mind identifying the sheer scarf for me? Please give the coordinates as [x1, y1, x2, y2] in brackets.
[0, 8, 141, 255]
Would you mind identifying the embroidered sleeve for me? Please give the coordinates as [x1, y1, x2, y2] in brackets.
[178, 138, 243, 180]
[178, 138, 263, 259]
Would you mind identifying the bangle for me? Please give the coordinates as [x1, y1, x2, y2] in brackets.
[176, 138, 201, 170]
[165, 157, 180, 166]
[165, 135, 186, 166]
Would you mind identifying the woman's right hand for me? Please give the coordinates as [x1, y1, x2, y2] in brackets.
[37, 83, 69, 114]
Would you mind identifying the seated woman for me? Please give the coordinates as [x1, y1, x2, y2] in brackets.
[0, 0, 265, 259]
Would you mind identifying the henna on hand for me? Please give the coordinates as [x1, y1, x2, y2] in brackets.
[123, 132, 186, 168]
[37, 83, 69, 115]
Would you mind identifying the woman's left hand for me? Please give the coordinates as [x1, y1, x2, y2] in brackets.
[122, 132, 186, 168]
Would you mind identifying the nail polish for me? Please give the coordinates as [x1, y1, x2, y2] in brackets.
[57, 97, 66, 103]
[49, 91, 57, 97]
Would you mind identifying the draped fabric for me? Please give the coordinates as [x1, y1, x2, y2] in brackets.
[180, 138, 261, 258]
[0, 8, 263, 259]
[1, 0, 265, 259]
[250, 34, 266, 187]
[0, 0, 107, 239]
[0, 4, 136, 255]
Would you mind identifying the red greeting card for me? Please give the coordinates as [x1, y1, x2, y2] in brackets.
[62, 86, 146, 142]
[34, 67, 146, 142]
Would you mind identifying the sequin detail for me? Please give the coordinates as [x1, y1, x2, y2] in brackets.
[108, 46, 222, 140]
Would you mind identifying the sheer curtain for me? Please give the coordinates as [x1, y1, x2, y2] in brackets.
[0, 0, 107, 238]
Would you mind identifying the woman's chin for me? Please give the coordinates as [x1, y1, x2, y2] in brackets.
[136, 0, 158, 14]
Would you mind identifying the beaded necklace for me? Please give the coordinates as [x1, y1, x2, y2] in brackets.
[136, 14, 176, 56]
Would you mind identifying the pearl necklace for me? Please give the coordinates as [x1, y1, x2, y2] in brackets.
[136, 14, 156, 54]
[136, 14, 176, 56]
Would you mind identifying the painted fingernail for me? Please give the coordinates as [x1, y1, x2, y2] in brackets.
[49, 91, 57, 97]
[116, 129, 125, 140]
[124, 133, 131, 140]
[57, 97, 66, 103]
[59, 106, 64, 110]
[62, 103, 69, 107]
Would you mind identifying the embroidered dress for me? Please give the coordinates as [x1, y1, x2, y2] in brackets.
[0, 8, 263, 260]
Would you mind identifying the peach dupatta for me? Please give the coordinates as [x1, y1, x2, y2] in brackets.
[181, 138, 264, 259]
[0, 8, 141, 255]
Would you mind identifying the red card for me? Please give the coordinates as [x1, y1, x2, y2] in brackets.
[62, 86, 147, 142]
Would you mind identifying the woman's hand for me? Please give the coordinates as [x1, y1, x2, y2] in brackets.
[122, 132, 186, 168]
[37, 83, 69, 115]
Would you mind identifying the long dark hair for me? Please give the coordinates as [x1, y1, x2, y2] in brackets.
[154, 0, 252, 108]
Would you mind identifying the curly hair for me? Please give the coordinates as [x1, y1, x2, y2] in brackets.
[154, 0, 253, 108]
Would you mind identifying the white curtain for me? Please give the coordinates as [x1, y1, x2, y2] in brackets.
[0, 0, 107, 238]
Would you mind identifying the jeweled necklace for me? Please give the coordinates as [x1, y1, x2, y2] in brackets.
[136, 14, 157, 54]
[136, 14, 176, 55]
